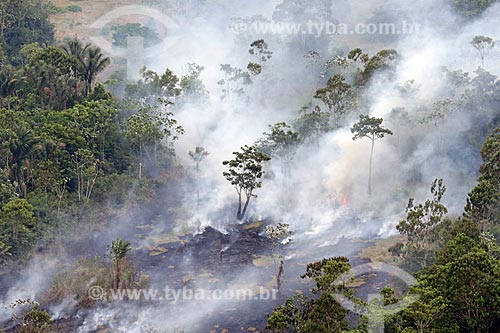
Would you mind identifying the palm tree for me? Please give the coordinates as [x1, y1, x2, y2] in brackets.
[82, 46, 110, 96]
[62, 38, 89, 64]
[62, 38, 89, 95]
[110, 238, 132, 289]
[8, 128, 37, 197]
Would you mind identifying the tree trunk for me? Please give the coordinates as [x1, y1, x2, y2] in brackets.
[238, 193, 252, 221]
[277, 260, 284, 292]
[236, 191, 243, 220]
[115, 261, 121, 289]
[368, 139, 374, 195]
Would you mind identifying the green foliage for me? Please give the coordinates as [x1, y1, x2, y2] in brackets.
[125, 104, 184, 178]
[125, 67, 181, 106]
[351, 115, 393, 142]
[465, 179, 499, 229]
[0, 0, 55, 65]
[358, 49, 399, 86]
[45, 254, 147, 307]
[110, 238, 133, 290]
[293, 105, 331, 145]
[222, 145, 271, 220]
[111, 23, 160, 48]
[396, 179, 448, 271]
[0, 198, 36, 256]
[0, 39, 112, 110]
[247, 62, 262, 75]
[465, 128, 500, 230]
[23, 45, 79, 109]
[10, 301, 52, 333]
[267, 310, 289, 333]
[314, 74, 354, 129]
[111, 238, 132, 262]
[451, 0, 497, 18]
[268, 257, 351, 332]
[44, 256, 110, 306]
[0, 239, 12, 263]
[258, 122, 300, 178]
[425, 234, 500, 331]
[478, 128, 500, 180]
[301, 256, 351, 293]
[265, 223, 294, 243]
[179, 63, 208, 102]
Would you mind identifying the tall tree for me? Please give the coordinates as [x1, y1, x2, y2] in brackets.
[471, 35, 496, 68]
[62, 37, 89, 94]
[350, 115, 393, 195]
[257, 122, 299, 177]
[222, 145, 271, 220]
[189, 146, 209, 173]
[314, 74, 354, 129]
[7, 128, 37, 198]
[189, 146, 209, 208]
[217, 64, 252, 103]
[81, 46, 110, 97]
[397, 179, 448, 271]
[248, 39, 273, 75]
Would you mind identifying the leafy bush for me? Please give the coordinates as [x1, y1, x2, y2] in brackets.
[43, 255, 148, 307]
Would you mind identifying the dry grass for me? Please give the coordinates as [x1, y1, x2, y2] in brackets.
[146, 245, 168, 256]
[252, 255, 274, 268]
[47, 0, 139, 41]
[242, 220, 264, 230]
[148, 232, 181, 245]
[357, 236, 404, 265]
